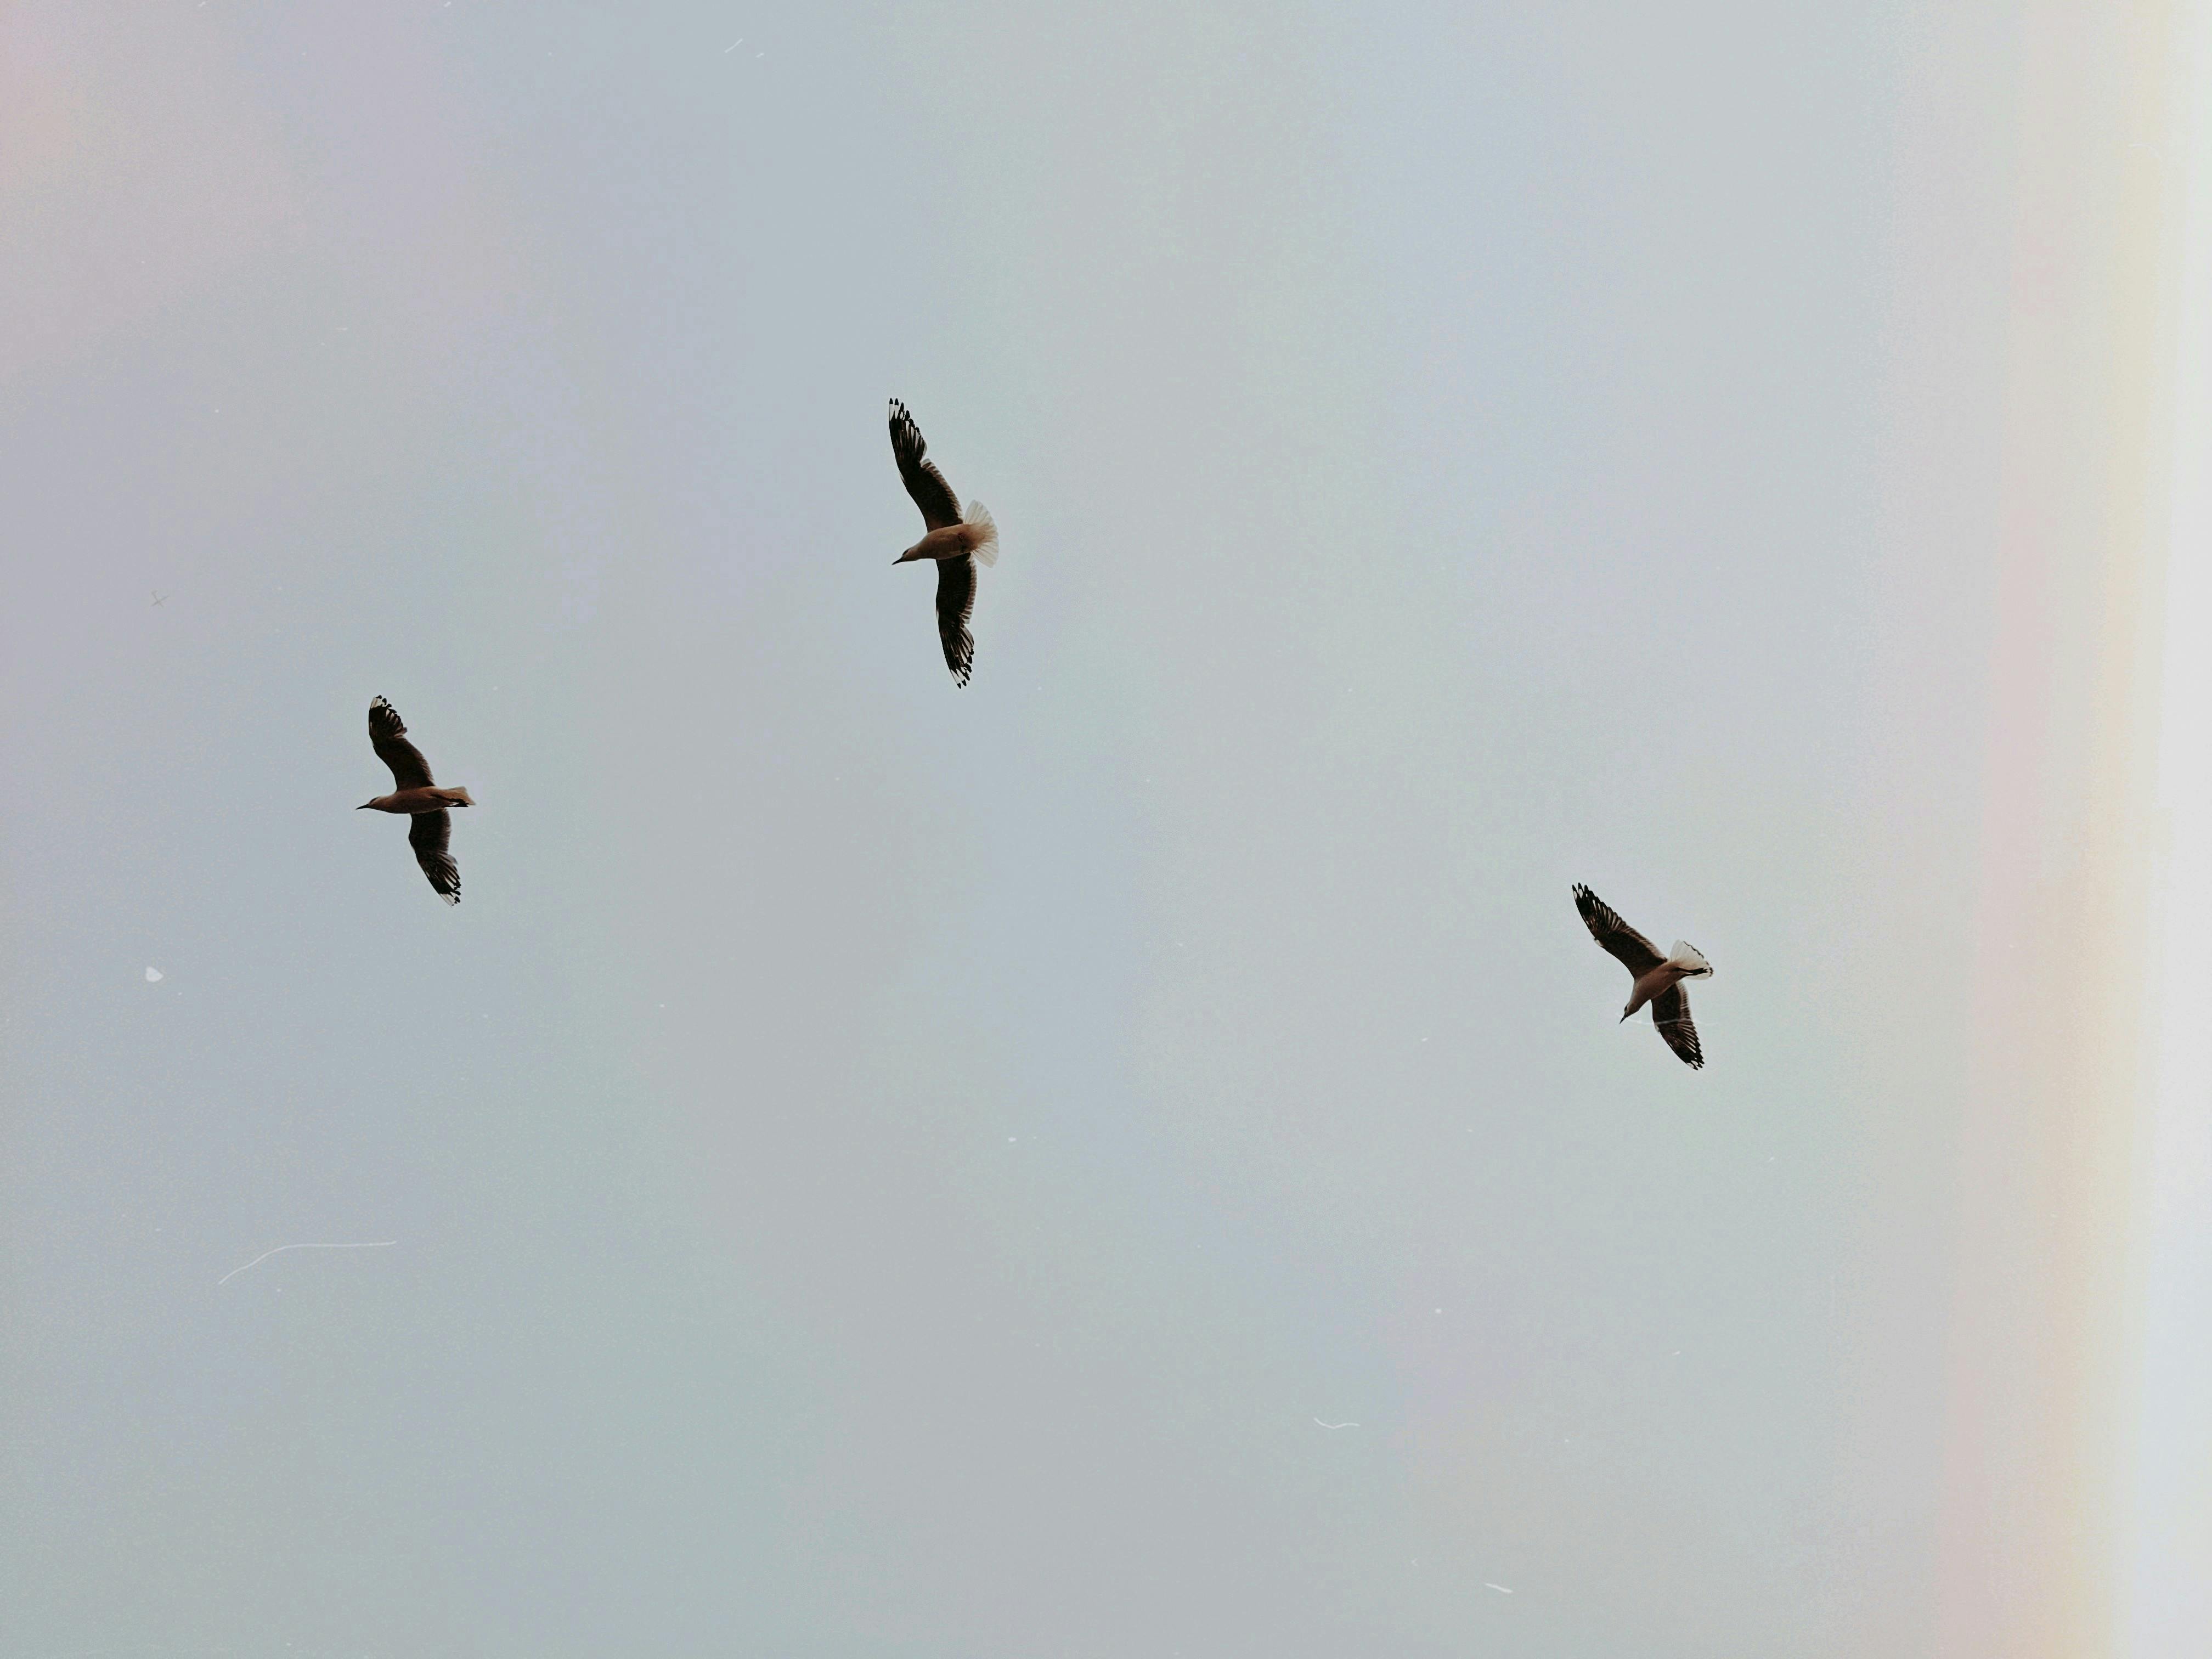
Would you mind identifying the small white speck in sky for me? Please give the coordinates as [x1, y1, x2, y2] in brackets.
[724, 37, 743, 53]
[145, 967, 163, 982]
[1313, 1418, 1359, 1429]
[1485, 1582, 1514, 1595]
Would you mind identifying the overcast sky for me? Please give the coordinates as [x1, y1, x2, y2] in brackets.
[2, 4, 2199, 1657]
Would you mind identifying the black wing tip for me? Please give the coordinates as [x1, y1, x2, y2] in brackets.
[1657, 1024, 1704, 1068]
[890, 403, 927, 460]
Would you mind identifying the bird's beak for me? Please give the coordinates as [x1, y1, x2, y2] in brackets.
[356, 802, 372, 810]
[1620, 1011, 1632, 1023]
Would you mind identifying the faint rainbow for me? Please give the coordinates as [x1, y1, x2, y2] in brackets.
[1933, 4, 2205, 1657]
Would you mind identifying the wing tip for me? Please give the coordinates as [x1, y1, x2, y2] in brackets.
[1660, 1027, 1704, 1069]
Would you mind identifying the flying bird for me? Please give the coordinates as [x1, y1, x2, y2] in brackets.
[889, 398, 998, 686]
[1572, 884, 1712, 1068]
[359, 697, 474, 904]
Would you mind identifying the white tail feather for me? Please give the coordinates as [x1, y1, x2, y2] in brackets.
[965, 501, 998, 567]
[1669, 941, 1712, 978]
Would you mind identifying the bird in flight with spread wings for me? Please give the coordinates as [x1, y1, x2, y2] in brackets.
[359, 697, 475, 904]
[1572, 884, 1712, 1068]
[888, 399, 998, 686]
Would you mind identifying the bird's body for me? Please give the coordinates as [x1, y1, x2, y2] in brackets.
[900, 521, 996, 565]
[888, 398, 997, 686]
[359, 786, 474, 815]
[360, 697, 472, 904]
[1572, 883, 1712, 1068]
[1622, 960, 1695, 1022]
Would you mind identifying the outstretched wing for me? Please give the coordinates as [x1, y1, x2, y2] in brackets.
[934, 556, 977, 687]
[1649, 984, 1702, 1068]
[408, 810, 460, 904]
[1572, 884, 1664, 977]
[369, 697, 436, 790]
[890, 399, 963, 530]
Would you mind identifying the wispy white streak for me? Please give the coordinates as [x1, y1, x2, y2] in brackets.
[217, 1240, 396, 1285]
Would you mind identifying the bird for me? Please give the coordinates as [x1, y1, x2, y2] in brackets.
[359, 697, 473, 904]
[1571, 884, 1712, 1068]
[888, 398, 998, 686]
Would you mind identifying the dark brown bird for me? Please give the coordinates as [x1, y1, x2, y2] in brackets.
[889, 398, 997, 686]
[1572, 884, 1712, 1068]
[359, 697, 473, 904]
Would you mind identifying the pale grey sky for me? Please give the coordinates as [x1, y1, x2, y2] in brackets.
[0, 3, 2100, 1655]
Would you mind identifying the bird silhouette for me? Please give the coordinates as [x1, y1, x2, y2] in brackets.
[359, 697, 473, 904]
[1572, 884, 1711, 1068]
[889, 399, 997, 686]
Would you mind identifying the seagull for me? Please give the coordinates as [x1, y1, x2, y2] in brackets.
[889, 398, 998, 686]
[1571, 884, 1711, 1068]
[359, 697, 473, 904]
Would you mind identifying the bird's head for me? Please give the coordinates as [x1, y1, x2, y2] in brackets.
[894, 546, 921, 564]
[357, 798, 379, 811]
[1620, 1005, 1635, 1023]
